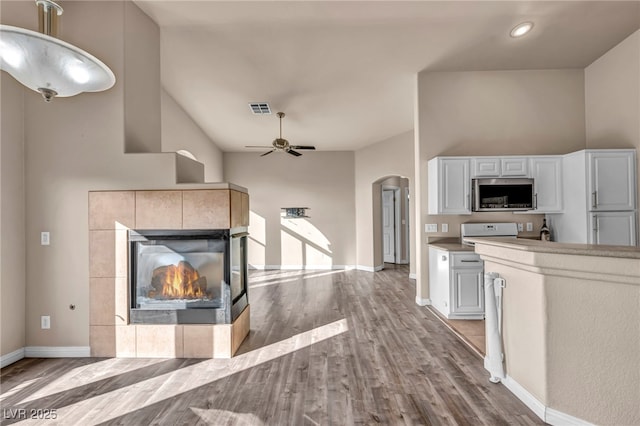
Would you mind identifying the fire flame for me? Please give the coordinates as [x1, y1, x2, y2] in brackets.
[155, 261, 208, 299]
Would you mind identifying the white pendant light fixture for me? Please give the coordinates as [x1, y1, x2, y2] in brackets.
[0, 0, 115, 102]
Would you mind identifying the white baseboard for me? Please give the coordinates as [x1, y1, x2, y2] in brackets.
[1, 348, 25, 368]
[24, 346, 90, 358]
[355, 264, 384, 272]
[502, 375, 594, 425]
[502, 375, 546, 420]
[415, 297, 431, 306]
[249, 265, 355, 270]
[545, 407, 595, 426]
[409, 273, 417, 279]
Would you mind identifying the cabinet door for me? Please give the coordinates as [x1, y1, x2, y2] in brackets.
[501, 157, 529, 176]
[429, 158, 471, 215]
[451, 269, 484, 314]
[588, 151, 636, 211]
[530, 157, 563, 212]
[589, 211, 637, 246]
[472, 158, 500, 177]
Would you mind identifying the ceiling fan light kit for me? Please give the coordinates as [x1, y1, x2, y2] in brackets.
[0, 0, 116, 102]
[246, 111, 316, 157]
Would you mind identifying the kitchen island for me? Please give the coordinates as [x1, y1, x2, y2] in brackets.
[467, 237, 640, 426]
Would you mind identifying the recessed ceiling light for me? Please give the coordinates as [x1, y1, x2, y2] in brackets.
[510, 22, 534, 38]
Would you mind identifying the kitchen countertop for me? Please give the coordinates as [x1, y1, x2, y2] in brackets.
[428, 239, 474, 252]
[465, 237, 640, 259]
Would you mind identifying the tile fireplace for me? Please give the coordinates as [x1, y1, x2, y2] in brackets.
[89, 186, 251, 358]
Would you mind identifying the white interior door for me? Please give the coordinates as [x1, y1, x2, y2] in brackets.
[382, 189, 396, 263]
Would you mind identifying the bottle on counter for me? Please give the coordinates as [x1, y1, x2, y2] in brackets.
[540, 218, 551, 241]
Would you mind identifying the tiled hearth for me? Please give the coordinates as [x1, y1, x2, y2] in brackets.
[88, 186, 250, 358]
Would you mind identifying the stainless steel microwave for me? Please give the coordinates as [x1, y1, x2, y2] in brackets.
[472, 178, 534, 212]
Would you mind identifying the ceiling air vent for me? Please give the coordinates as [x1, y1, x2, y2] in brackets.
[249, 102, 271, 114]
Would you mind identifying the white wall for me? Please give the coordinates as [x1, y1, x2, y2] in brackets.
[161, 89, 224, 182]
[224, 152, 355, 269]
[416, 69, 586, 300]
[354, 131, 415, 273]
[0, 1, 224, 351]
[0, 74, 26, 359]
[585, 30, 640, 216]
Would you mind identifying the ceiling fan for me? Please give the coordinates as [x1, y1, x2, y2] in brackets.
[246, 112, 316, 157]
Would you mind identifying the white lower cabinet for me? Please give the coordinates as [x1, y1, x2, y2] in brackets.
[428, 247, 484, 320]
[588, 211, 637, 246]
[451, 269, 484, 315]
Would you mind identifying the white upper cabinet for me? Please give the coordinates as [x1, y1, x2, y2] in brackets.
[428, 157, 471, 215]
[471, 157, 529, 177]
[500, 157, 529, 176]
[472, 158, 500, 177]
[588, 151, 637, 211]
[530, 156, 563, 213]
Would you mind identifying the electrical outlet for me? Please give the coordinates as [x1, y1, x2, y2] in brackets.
[41, 232, 50, 246]
[517, 223, 524, 232]
[41, 316, 51, 329]
[526, 222, 533, 232]
[441, 223, 449, 233]
[425, 224, 438, 233]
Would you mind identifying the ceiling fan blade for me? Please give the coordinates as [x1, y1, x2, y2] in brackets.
[290, 145, 316, 150]
[246, 145, 274, 149]
[260, 150, 276, 157]
[287, 150, 302, 157]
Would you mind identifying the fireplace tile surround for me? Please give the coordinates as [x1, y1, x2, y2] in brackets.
[88, 186, 250, 358]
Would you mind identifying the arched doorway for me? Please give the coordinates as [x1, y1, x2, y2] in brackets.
[372, 175, 410, 268]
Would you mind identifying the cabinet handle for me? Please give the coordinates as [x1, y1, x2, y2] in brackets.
[593, 215, 598, 232]
[534, 193, 538, 210]
[592, 191, 598, 208]
[441, 255, 447, 261]
[460, 260, 481, 263]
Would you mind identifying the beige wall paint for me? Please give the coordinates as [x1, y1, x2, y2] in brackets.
[416, 69, 586, 300]
[0, 1, 221, 349]
[124, 1, 161, 154]
[585, 30, 640, 221]
[161, 90, 224, 182]
[1, 74, 26, 358]
[354, 131, 415, 273]
[224, 152, 355, 268]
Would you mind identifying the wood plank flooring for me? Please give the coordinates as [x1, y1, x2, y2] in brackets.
[0, 266, 542, 425]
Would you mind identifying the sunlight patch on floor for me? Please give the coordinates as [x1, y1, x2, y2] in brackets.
[13, 319, 349, 425]
[250, 269, 345, 288]
[18, 358, 168, 404]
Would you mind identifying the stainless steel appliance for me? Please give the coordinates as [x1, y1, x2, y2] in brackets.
[472, 178, 535, 212]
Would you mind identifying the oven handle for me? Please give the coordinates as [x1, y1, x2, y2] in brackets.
[231, 232, 250, 238]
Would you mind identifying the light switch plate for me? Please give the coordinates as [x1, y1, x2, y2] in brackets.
[526, 222, 533, 232]
[441, 223, 449, 233]
[41, 232, 50, 246]
[517, 223, 523, 232]
[41, 315, 50, 329]
[425, 224, 438, 233]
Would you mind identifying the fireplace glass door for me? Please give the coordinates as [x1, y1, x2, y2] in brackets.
[135, 238, 225, 310]
[129, 229, 247, 324]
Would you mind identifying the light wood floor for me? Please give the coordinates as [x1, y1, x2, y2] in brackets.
[1, 266, 542, 425]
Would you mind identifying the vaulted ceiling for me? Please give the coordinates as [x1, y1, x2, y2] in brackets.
[134, 1, 640, 152]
